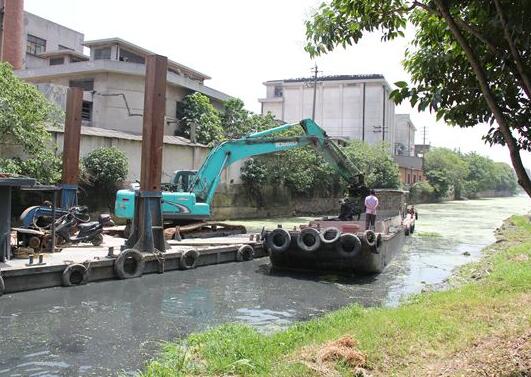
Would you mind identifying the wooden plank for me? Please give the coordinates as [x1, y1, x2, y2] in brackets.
[62, 87, 83, 185]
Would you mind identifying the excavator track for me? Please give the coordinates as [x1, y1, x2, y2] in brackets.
[163, 222, 247, 240]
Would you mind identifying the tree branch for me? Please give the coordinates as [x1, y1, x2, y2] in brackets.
[432, 0, 531, 196]
[493, 0, 531, 99]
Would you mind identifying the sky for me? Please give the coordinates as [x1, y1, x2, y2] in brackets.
[24, 0, 530, 168]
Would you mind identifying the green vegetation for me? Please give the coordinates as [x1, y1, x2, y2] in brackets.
[82, 147, 128, 211]
[140, 216, 531, 376]
[305, 0, 531, 197]
[418, 147, 518, 200]
[0, 62, 63, 184]
[176, 92, 400, 199]
[176, 95, 278, 145]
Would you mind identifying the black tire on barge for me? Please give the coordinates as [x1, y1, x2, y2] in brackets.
[320, 227, 341, 245]
[0, 274, 4, 296]
[336, 233, 362, 257]
[266, 228, 291, 253]
[237, 245, 255, 262]
[362, 230, 377, 247]
[62, 264, 88, 286]
[114, 249, 145, 279]
[180, 249, 199, 269]
[297, 228, 321, 252]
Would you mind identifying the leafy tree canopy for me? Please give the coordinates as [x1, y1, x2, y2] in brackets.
[0, 62, 61, 157]
[82, 147, 128, 210]
[305, 0, 531, 196]
[177, 92, 224, 146]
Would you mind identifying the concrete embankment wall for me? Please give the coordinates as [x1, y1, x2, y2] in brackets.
[212, 185, 406, 220]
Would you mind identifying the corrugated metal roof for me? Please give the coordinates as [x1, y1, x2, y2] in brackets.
[48, 126, 207, 148]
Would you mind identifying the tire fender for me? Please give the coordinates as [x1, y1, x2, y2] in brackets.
[320, 227, 341, 245]
[336, 233, 362, 257]
[266, 228, 291, 253]
[297, 227, 321, 252]
[180, 249, 199, 269]
[362, 230, 377, 247]
[62, 264, 88, 286]
[114, 249, 145, 279]
[237, 245, 255, 262]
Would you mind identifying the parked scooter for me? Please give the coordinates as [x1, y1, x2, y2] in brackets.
[55, 207, 115, 246]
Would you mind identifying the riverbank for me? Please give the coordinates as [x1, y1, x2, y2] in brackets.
[141, 214, 531, 377]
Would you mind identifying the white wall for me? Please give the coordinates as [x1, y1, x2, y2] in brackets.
[23, 12, 84, 69]
[262, 80, 396, 153]
[394, 114, 415, 156]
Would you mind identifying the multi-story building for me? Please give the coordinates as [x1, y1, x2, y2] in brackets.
[1, 6, 238, 183]
[259, 75, 396, 150]
[259, 75, 425, 185]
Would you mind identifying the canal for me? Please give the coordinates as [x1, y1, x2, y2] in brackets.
[0, 196, 529, 376]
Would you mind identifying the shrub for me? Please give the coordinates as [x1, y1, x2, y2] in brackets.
[82, 147, 128, 211]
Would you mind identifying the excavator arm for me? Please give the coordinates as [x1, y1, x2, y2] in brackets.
[190, 118, 365, 204]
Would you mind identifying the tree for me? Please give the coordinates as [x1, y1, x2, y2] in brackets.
[343, 141, 401, 189]
[221, 98, 251, 139]
[82, 147, 128, 211]
[177, 92, 224, 145]
[423, 148, 468, 198]
[0, 62, 63, 183]
[305, 0, 531, 197]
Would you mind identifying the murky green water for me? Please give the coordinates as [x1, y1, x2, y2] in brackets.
[0, 196, 529, 376]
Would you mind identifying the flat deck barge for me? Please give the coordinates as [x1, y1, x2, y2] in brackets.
[0, 234, 264, 295]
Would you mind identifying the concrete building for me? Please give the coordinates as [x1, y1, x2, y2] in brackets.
[16, 37, 230, 136]
[394, 114, 416, 157]
[259, 74, 427, 185]
[259, 75, 396, 151]
[2, 8, 242, 184]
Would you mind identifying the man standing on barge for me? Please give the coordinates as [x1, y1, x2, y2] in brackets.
[364, 189, 379, 230]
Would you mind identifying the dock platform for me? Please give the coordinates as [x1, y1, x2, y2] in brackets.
[0, 234, 264, 294]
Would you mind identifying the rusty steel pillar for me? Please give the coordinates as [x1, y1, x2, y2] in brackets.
[0, 0, 25, 70]
[125, 55, 167, 254]
[60, 87, 83, 209]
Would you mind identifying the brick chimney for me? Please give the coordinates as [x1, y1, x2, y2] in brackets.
[0, 0, 25, 70]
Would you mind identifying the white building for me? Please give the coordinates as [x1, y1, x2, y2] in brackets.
[394, 114, 416, 156]
[259, 75, 396, 150]
[9, 12, 243, 184]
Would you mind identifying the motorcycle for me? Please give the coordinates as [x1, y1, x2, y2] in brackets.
[54, 208, 115, 247]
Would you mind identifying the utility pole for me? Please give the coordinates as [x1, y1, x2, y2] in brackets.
[311, 64, 319, 121]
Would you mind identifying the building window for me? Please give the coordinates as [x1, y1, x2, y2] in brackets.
[70, 56, 84, 63]
[413, 175, 417, 183]
[274, 86, 283, 97]
[26, 34, 46, 55]
[119, 48, 145, 64]
[69, 79, 94, 91]
[49, 57, 64, 66]
[81, 101, 93, 121]
[407, 173, 411, 184]
[58, 44, 73, 51]
[94, 47, 111, 60]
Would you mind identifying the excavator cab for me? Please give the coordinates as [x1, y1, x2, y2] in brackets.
[170, 170, 197, 192]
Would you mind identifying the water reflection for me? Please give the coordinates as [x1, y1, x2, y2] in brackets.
[0, 196, 529, 376]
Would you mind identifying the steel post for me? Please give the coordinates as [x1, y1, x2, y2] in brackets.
[125, 55, 167, 253]
[61, 87, 83, 209]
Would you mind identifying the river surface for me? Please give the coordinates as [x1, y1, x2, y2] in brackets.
[0, 196, 529, 376]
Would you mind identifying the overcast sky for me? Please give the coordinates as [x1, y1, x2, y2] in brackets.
[24, 0, 530, 168]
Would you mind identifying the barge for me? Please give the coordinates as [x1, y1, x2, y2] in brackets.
[0, 235, 263, 295]
[265, 190, 416, 275]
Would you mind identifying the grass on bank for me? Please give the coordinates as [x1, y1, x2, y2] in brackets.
[140, 215, 531, 377]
